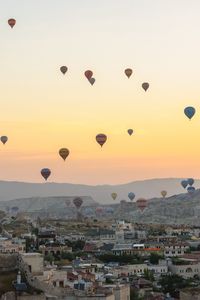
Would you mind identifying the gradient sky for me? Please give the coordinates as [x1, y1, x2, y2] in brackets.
[1, 0, 200, 184]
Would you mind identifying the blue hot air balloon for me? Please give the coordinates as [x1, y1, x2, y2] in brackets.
[181, 180, 188, 189]
[187, 186, 195, 195]
[41, 168, 51, 181]
[184, 106, 196, 120]
[188, 178, 194, 186]
[128, 192, 135, 201]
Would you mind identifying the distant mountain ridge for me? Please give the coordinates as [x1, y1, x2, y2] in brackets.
[0, 178, 199, 204]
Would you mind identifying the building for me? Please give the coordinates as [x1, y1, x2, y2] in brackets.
[169, 259, 200, 279]
[21, 253, 44, 275]
[0, 238, 25, 254]
[164, 243, 189, 257]
[180, 288, 200, 300]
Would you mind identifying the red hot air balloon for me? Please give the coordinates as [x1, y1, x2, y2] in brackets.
[124, 68, 133, 78]
[96, 134, 107, 147]
[73, 197, 83, 209]
[59, 148, 70, 161]
[137, 198, 147, 212]
[84, 70, 93, 80]
[41, 168, 51, 181]
[8, 19, 16, 28]
[142, 82, 149, 91]
[1, 136, 8, 145]
[60, 66, 68, 75]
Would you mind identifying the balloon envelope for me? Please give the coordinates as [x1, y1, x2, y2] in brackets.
[124, 68, 133, 78]
[1, 136, 8, 144]
[142, 82, 149, 91]
[59, 148, 70, 161]
[127, 129, 133, 136]
[187, 186, 195, 194]
[89, 78, 95, 85]
[184, 106, 195, 120]
[8, 19, 16, 28]
[73, 197, 83, 209]
[111, 193, 117, 200]
[161, 190, 167, 198]
[41, 168, 51, 181]
[181, 180, 188, 189]
[84, 70, 93, 80]
[60, 66, 68, 74]
[128, 192, 135, 201]
[188, 178, 194, 186]
[96, 134, 107, 147]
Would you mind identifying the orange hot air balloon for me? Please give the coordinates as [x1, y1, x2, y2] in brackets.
[124, 68, 133, 78]
[8, 19, 16, 28]
[60, 66, 68, 75]
[137, 198, 147, 212]
[142, 82, 149, 91]
[84, 70, 93, 80]
[1, 136, 8, 145]
[96, 134, 107, 147]
[89, 78, 95, 85]
[59, 148, 70, 161]
[161, 190, 167, 198]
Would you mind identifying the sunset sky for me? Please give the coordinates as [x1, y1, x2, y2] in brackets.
[1, 0, 200, 184]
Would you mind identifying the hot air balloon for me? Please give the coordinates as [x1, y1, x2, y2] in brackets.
[89, 78, 95, 85]
[188, 178, 194, 186]
[41, 168, 51, 181]
[1, 136, 8, 145]
[84, 70, 93, 80]
[142, 82, 149, 91]
[96, 134, 107, 147]
[181, 180, 188, 189]
[127, 129, 133, 136]
[8, 19, 16, 28]
[124, 68, 133, 78]
[161, 190, 167, 198]
[60, 66, 68, 75]
[184, 107, 195, 120]
[187, 186, 195, 195]
[137, 198, 147, 212]
[73, 197, 83, 209]
[59, 148, 70, 161]
[128, 192, 135, 201]
[111, 193, 117, 200]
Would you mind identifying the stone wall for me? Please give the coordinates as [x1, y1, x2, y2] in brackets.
[0, 254, 18, 272]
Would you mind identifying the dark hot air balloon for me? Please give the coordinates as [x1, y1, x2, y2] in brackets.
[1, 136, 8, 145]
[127, 129, 133, 136]
[73, 197, 83, 209]
[89, 78, 95, 85]
[41, 168, 51, 181]
[96, 134, 107, 147]
[124, 68, 133, 78]
[187, 186, 195, 195]
[142, 82, 149, 91]
[59, 148, 70, 161]
[60, 66, 68, 74]
[8, 19, 16, 28]
[184, 107, 195, 120]
[188, 178, 194, 186]
[128, 192, 135, 201]
[181, 180, 188, 189]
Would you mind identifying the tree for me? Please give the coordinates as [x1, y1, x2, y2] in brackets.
[149, 253, 163, 265]
[143, 269, 154, 281]
[44, 253, 54, 264]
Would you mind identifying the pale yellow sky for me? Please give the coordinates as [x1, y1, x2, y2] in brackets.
[0, 0, 200, 183]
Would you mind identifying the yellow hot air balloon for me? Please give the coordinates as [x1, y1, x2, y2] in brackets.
[111, 193, 117, 200]
[59, 148, 70, 161]
[161, 190, 167, 198]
